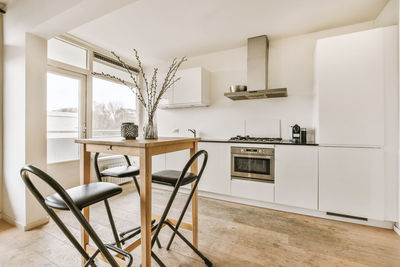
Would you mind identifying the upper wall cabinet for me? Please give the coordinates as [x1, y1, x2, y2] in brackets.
[159, 67, 210, 108]
[315, 26, 397, 147]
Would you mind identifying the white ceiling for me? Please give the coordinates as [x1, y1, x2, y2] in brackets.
[70, 0, 388, 64]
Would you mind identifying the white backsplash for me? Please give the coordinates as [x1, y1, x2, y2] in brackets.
[244, 119, 281, 138]
[162, 118, 316, 142]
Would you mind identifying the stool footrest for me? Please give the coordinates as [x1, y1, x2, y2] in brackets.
[152, 214, 193, 231]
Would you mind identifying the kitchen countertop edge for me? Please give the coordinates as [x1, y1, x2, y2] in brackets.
[199, 139, 318, 146]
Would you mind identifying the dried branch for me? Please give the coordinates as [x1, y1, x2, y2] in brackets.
[93, 50, 186, 124]
[133, 49, 150, 106]
[150, 68, 158, 111]
[110, 51, 145, 104]
[93, 72, 147, 108]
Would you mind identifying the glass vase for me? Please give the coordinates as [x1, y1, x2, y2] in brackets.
[143, 115, 158, 139]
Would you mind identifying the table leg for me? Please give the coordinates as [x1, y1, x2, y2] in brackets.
[190, 142, 199, 248]
[80, 144, 91, 266]
[140, 148, 152, 267]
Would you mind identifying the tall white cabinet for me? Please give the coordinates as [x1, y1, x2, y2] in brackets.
[319, 147, 384, 220]
[315, 26, 398, 221]
[315, 27, 388, 147]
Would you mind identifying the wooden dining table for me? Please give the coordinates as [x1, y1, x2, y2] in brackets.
[75, 137, 201, 267]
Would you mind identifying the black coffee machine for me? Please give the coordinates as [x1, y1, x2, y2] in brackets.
[291, 124, 307, 144]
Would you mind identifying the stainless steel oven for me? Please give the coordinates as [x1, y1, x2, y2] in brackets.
[231, 146, 274, 182]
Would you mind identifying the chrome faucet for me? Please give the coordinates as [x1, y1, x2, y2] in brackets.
[188, 128, 196, 138]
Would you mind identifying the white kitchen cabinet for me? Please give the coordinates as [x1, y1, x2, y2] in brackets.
[231, 179, 274, 202]
[315, 27, 397, 147]
[275, 145, 318, 210]
[152, 154, 166, 173]
[163, 142, 230, 193]
[319, 147, 384, 220]
[165, 150, 188, 170]
[198, 142, 230, 195]
[160, 67, 210, 108]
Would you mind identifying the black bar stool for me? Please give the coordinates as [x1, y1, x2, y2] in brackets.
[93, 153, 139, 247]
[93, 153, 161, 248]
[20, 165, 133, 267]
[149, 150, 212, 266]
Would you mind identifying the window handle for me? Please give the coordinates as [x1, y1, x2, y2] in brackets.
[81, 123, 87, 137]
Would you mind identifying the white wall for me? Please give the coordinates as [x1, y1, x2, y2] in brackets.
[3, 35, 27, 227]
[157, 21, 381, 140]
[24, 33, 49, 226]
[2, 32, 49, 229]
[0, 11, 4, 218]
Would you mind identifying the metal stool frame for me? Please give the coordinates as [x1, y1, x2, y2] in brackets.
[20, 165, 133, 267]
[150, 150, 212, 267]
[93, 153, 161, 249]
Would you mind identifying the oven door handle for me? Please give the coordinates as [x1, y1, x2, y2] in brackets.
[231, 153, 274, 160]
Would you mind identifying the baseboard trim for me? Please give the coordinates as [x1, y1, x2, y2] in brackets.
[1, 213, 22, 229]
[152, 184, 394, 229]
[202, 191, 393, 229]
[24, 217, 49, 231]
[1, 213, 49, 231]
[394, 224, 400, 236]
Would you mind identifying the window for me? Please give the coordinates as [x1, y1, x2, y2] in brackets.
[48, 38, 87, 69]
[47, 72, 83, 163]
[92, 77, 137, 137]
[47, 36, 138, 162]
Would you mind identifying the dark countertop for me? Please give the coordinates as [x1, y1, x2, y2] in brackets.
[199, 138, 318, 146]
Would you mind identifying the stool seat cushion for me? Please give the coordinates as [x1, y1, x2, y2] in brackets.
[152, 170, 197, 186]
[45, 182, 122, 210]
[101, 166, 139, 178]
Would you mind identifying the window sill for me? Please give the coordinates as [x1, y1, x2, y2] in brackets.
[47, 159, 80, 165]
[47, 154, 130, 166]
[96, 154, 126, 161]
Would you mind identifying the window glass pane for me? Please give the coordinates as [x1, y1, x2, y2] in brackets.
[48, 38, 87, 69]
[93, 61, 134, 82]
[92, 77, 137, 137]
[47, 72, 80, 163]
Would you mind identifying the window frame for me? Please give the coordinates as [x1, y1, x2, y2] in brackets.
[46, 67, 87, 164]
[47, 34, 140, 163]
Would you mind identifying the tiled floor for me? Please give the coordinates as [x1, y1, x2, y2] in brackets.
[1, 183, 400, 266]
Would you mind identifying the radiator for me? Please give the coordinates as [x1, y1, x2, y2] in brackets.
[97, 155, 136, 185]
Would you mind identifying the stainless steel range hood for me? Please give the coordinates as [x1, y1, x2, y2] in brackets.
[224, 35, 287, 100]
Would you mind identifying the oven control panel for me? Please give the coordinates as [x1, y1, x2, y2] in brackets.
[241, 148, 269, 153]
[231, 146, 274, 156]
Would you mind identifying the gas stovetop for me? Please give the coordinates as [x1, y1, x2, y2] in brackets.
[228, 135, 283, 143]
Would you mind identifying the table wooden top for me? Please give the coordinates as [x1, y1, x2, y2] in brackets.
[75, 136, 201, 148]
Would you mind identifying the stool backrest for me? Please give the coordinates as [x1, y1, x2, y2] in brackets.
[176, 149, 208, 189]
[150, 150, 208, 249]
[20, 165, 119, 267]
